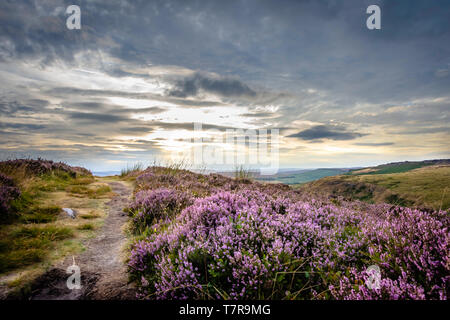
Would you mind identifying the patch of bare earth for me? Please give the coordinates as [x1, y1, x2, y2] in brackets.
[29, 181, 136, 300]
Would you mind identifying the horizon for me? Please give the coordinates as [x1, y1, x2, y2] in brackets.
[1, 1, 449, 172]
[86, 157, 447, 174]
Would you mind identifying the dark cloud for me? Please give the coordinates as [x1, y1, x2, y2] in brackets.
[47, 87, 225, 107]
[67, 112, 129, 123]
[240, 111, 275, 118]
[0, 121, 46, 131]
[167, 72, 257, 98]
[354, 142, 394, 146]
[288, 125, 366, 141]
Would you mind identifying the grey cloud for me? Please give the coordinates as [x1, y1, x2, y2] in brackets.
[167, 72, 257, 98]
[288, 125, 366, 141]
[240, 111, 275, 118]
[118, 126, 154, 134]
[47, 87, 225, 108]
[354, 142, 394, 146]
[67, 112, 129, 123]
[64, 102, 167, 115]
[0, 121, 46, 131]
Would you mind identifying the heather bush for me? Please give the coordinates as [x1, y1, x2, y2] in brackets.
[0, 158, 91, 178]
[128, 167, 449, 300]
[129, 188, 193, 233]
[0, 173, 21, 224]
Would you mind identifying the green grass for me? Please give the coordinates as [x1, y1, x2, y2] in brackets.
[349, 162, 430, 175]
[120, 163, 144, 177]
[0, 161, 108, 278]
[19, 205, 61, 224]
[0, 226, 74, 273]
[77, 223, 95, 231]
[234, 165, 253, 180]
[66, 184, 112, 198]
[79, 212, 100, 220]
[302, 165, 450, 210]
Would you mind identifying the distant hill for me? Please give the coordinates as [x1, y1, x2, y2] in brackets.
[93, 171, 121, 177]
[253, 168, 350, 185]
[347, 159, 450, 176]
[298, 159, 450, 211]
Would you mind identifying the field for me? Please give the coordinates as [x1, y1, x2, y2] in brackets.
[300, 164, 450, 211]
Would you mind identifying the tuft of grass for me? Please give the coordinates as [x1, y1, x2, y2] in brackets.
[20, 205, 62, 224]
[234, 165, 253, 180]
[66, 184, 112, 199]
[79, 211, 100, 220]
[0, 225, 74, 273]
[77, 223, 95, 231]
[120, 163, 144, 177]
[11, 225, 74, 241]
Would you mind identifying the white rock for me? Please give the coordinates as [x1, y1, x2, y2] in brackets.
[62, 208, 77, 219]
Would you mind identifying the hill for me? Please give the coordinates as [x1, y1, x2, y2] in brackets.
[253, 168, 350, 185]
[299, 160, 450, 210]
[124, 165, 448, 300]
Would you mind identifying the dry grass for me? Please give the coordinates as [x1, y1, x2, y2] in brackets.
[302, 165, 450, 210]
[0, 173, 114, 296]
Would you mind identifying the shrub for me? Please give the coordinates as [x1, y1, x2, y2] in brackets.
[127, 167, 449, 300]
[0, 173, 21, 224]
[129, 188, 193, 233]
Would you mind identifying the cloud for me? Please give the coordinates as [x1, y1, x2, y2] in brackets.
[167, 72, 257, 98]
[240, 111, 276, 118]
[288, 125, 366, 141]
[354, 142, 394, 146]
[46, 87, 225, 108]
[1, 0, 449, 169]
[0, 121, 46, 131]
[67, 112, 129, 123]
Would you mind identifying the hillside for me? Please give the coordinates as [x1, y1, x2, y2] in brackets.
[348, 159, 450, 175]
[253, 168, 350, 185]
[0, 159, 127, 298]
[299, 160, 450, 210]
[1, 159, 449, 300]
[124, 165, 448, 300]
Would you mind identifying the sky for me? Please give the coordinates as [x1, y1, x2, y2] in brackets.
[0, 0, 449, 172]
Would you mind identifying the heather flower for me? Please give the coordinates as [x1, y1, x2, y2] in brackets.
[128, 167, 449, 300]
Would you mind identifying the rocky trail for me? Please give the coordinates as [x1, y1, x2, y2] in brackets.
[29, 181, 136, 300]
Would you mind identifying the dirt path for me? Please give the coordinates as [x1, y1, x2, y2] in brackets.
[29, 181, 136, 300]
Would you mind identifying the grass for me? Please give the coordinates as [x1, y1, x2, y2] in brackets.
[348, 161, 440, 176]
[120, 163, 144, 177]
[234, 165, 253, 180]
[301, 165, 450, 210]
[0, 162, 114, 295]
[19, 205, 61, 224]
[77, 223, 95, 231]
[79, 211, 101, 220]
[66, 184, 112, 199]
[0, 226, 74, 273]
[353, 165, 450, 209]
